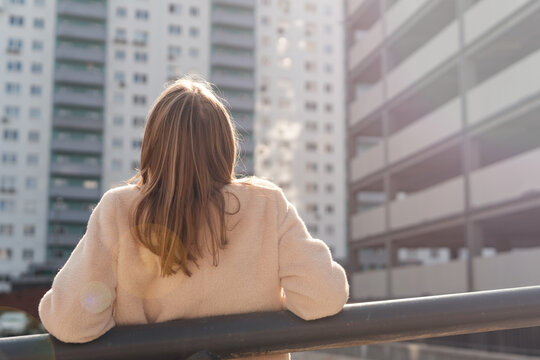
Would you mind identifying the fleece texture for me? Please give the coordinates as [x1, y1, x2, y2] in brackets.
[39, 178, 350, 360]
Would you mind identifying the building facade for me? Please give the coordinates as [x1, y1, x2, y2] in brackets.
[255, 0, 346, 259]
[347, 0, 540, 300]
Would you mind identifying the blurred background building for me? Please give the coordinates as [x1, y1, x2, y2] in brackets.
[255, 0, 346, 259]
[347, 0, 540, 300]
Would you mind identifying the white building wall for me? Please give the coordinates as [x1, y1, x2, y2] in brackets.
[0, 0, 55, 277]
[255, 0, 346, 259]
[103, 0, 211, 191]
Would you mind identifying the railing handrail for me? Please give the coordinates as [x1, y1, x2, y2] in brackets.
[3, 286, 540, 359]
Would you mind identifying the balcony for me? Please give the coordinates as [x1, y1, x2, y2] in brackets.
[390, 176, 464, 230]
[211, 53, 254, 69]
[386, 21, 459, 100]
[464, 0, 534, 45]
[351, 269, 386, 299]
[211, 32, 255, 49]
[233, 117, 253, 132]
[211, 73, 254, 91]
[3, 286, 540, 359]
[347, 0, 369, 18]
[212, 10, 254, 29]
[54, 91, 104, 108]
[385, 0, 431, 36]
[56, 44, 105, 63]
[48, 209, 91, 223]
[51, 138, 102, 155]
[388, 97, 461, 163]
[53, 115, 103, 132]
[55, 67, 105, 86]
[56, 22, 106, 42]
[212, 0, 254, 8]
[350, 142, 384, 183]
[471, 147, 540, 209]
[348, 21, 383, 72]
[57, 0, 107, 20]
[226, 96, 254, 111]
[349, 82, 384, 126]
[47, 233, 82, 247]
[351, 206, 386, 240]
[467, 47, 540, 126]
[49, 185, 101, 200]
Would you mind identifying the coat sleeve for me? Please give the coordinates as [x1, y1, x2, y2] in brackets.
[276, 189, 349, 320]
[38, 190, 119, 343]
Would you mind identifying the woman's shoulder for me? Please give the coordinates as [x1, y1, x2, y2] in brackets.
[229, 176, 283, 194]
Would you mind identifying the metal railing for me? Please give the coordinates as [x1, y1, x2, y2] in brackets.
[2, 286, 540, 359]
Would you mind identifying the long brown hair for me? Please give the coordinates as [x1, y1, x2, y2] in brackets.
[128, 76, 238, 277]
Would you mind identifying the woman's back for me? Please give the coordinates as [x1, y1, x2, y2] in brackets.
[38, 78, 349, 360]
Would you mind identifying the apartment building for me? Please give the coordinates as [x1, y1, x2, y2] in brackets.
[0, 0, 257, 280]
[255, 0, 346, 259]
[0, 0, 55, 277]
[347, 0, 540, 300]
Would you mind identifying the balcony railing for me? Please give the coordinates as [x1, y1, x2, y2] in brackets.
[2, 286, 540, 359]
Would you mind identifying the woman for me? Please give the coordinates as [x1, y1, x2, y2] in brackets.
[38, 77, 349, 359]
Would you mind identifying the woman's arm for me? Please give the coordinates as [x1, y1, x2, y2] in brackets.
[38, 190, 119, 343]
[276, 189, 349, 320]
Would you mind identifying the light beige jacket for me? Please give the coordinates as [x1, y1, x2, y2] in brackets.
[39, 178, 350, 360]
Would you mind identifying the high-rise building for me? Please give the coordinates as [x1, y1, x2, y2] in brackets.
[0, 0, 257, 280]
[347, 0, 540, 300]
[0, 0, 56, 277]
[255, 0, 346, 259]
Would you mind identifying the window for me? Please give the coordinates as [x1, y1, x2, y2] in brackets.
[325, 205, 334, 214]
[168, 46, 181, 60]
[189, 27, 199, 37]
[32, 40, 43, 51]
[116, 7, 127, 17]
[10, 0, 25, 4]
[305, 101, 317, 111]
[133, 95, 146, 105]
[22, 249, 34, 260]
[305, 2, 317, 12]
[2, 153, 17, 165]
[324, 44, 333, 54]
[31, 63, 42, 74]
[3, 129, 18, 141]
[305, 121, 317, 132]
[326, 225, 335, 236]
[25, 177, 37, 189]
[169, 3, 181, 14]
[34, 0, 44, 6]
[0, 224, 14, 236]
[168, 25, 182, 35]
[111, 159, 122, 169]
[114, 49, 126, 60]
[0, 248, 12, 261]
[325, 123, 333, 133]
[134, 30, 148, 45]
[24, 200, 36, 213]
[9, 15, 24, 27]
[133, 117, 145, 127]
[324, 63, 333, 73]
[4, 106, 20, 119]
[189, 6, 199, 16]
[305, 81, 317, 92]
[135, 9, 149, 20]
[306, 162, 317, 171]
[27, 153, 38, 165]
[325, 104, 333, 113]
[29, 107, 41, 120]
[133, 73, 147, 84]
[325, 144, 334, 153]
[324, 83, 332, 93]
[112, 137, 123, 148]
[114, 71, 125, 84]
[325, 163, 334, 173]
[189, 47, 199, 58]
[0, 176, 16, 193]
[114, 28, 127, 43]
[28, 130, 39, 142]
[305, 183, 318, 193]
[132, 139, 142, 149]
[7, 38, 23, 53]
[134, 52, 147, 62]
[305, 142, 317, 152]
[7, 61, 22, 72]
[30, 85, 42, 96]
[305, 61, 317, 72]
[6, 83, 21, 95]
[306, 203, 318, 213]
[0, 200, 15, 212]
[33, 18, 44, 28]
[113, 92, 124, 104]
[325, 184, 334, 193]
[113, 116, 124, 126]
[23, 225, 35, 236]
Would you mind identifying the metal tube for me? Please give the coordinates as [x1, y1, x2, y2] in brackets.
[2, 286, 540, 360]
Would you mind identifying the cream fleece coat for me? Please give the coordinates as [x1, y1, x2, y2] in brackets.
[38, 178, 350, 360]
